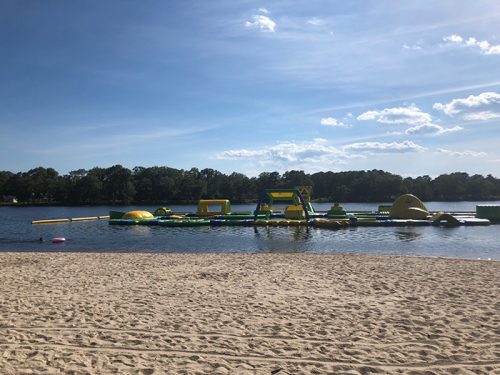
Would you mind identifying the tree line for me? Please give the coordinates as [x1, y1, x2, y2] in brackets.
[0, 165, 499, 205]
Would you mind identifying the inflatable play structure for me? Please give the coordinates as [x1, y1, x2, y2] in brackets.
[389, 194, 429, 220]
[254, 188, 313, 221]
[102, 188, 497, 229]
[196, 200, 231, 217]
[31, 186, 498, 229]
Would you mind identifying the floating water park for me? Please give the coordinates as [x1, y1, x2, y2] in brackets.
[96, 187, 500, 229]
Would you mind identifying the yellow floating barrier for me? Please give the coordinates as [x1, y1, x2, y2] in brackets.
[32, 215, 109, 224]
[71, 217, 99, 222]
[32, 218, 71, 224]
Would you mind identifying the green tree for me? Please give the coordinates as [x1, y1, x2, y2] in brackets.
[103, 165, 135, 204]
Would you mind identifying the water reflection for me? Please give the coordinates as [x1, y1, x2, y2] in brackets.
[436, 226, 461, 239]
[394, 230, 423, 242]
[0, 205, 499, 258]
[0, 237, 44, 244]
[130, 226, 153, 236]
[251, 226, 314, 253]
[253, 226, 312, 241]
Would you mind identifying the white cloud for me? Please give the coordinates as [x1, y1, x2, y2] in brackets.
[215, 139, 427, 170]
[245, 15, 276, 32]
[443, 34, 463, 43]
[433, 92, 500, 120]
[307, 18, 322, 26]
[218, 149, 268, 159]
[405, 123, 463, 136]
[488, 45, 500, 55]
[465, 37, 477, 46]
[443, 34, 500, 55]
[385, 131, 404, 136]
[215, 139, 345, 164]
[343, 140, 426, 153]
[437, 148, 486, 157]
[355, 101, 470, 138]
[356, 104, 462, 136]
[258, 8, 269, 14]
[403, 40, 423, 51]
[357, 105, 432, 126]
[403, 43, 422, 51]
[320, 117, 350, 128]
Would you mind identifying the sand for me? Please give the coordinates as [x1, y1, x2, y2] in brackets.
[0, 253, 498, 375]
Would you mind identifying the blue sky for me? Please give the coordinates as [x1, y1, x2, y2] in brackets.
[1, 0, 500, 177]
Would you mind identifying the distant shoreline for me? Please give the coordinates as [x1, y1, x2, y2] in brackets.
[2, 198, 500, 208]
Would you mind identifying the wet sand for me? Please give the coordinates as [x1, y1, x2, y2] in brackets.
[0, 252, 498, 374]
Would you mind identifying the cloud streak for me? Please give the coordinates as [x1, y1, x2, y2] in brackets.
[437, 148, 487, 157]
[343, 140, 426, 153]
[31, 125, 217, 156]
[357, 105, 431, 126]
[405, 124, 463, 136]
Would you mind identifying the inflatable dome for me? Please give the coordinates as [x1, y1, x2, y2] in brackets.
[389, 194, 429, 220]
[122, 210, 154, 220]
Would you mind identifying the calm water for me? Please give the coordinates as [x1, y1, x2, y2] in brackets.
[0, 202, 499, 259]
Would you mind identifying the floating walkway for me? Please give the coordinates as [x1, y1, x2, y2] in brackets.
[107, 215, 490, 228]
[104, 192, 496, 229]
[31, 190, 499, 230]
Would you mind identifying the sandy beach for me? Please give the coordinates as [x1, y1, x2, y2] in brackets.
[0, 253, 498, 374]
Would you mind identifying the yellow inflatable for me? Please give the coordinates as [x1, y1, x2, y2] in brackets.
[122, 210, 154, 220]
[154, 207, 172, 216]
[389, 194, 429, 220]
[196, 200, 231, 216]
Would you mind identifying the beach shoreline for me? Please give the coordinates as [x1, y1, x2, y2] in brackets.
[0, 252, 498, 374]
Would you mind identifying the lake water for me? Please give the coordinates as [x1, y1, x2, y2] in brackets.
[0, 202, 499, 259]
